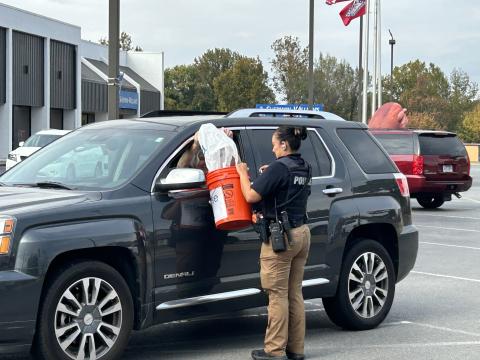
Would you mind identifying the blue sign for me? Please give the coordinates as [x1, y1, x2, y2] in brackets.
[256, 103, 324, 111]
[119, 90, 138, 110]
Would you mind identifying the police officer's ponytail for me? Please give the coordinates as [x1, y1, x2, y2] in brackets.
[275, 126, 307, 151]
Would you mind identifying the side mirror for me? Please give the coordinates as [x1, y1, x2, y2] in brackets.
[18, 142, 24, 147]
[155, 168, 206, 192]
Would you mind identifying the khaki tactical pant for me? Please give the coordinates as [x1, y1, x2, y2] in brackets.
[260, 224, 311, 356]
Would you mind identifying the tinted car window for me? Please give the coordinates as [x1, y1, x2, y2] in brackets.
[419, 134, 467, 156]
[337, 128, 397, 174]
[249, 129, 321, 177]
[372, 133, 414, 155]
[309, 132, 332, 176]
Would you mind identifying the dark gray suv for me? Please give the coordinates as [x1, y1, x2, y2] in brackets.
[0, 116, 418, 359]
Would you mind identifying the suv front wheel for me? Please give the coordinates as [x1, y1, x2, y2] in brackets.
[323, 239, 395, 330]
[34, 261, 134, 360]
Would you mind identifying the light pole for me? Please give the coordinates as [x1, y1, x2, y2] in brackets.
[108, 0, 120, 120]
[308, 0, 314, 110]
[389, 29, 396, 92]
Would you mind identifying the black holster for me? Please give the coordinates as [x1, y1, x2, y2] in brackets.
[253, 216, 269, 244]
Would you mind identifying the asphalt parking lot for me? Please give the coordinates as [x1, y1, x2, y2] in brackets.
[122, 165, 480, 360]
[0, 166, 478, 360]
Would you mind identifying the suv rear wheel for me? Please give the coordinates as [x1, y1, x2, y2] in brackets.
[323, 239, 395, 330]
[34, 261, 134, 360]
[417, 193, 445, 209]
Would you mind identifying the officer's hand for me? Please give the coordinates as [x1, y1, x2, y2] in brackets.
[259, 165, 269, 174]
[236, 163, 249, 176]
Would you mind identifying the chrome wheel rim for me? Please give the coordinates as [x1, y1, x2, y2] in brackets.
[348, 252, 389, 319]
[54, 277, 123, 360]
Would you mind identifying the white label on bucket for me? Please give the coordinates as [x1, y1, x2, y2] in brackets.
[210, 187, 228, 222]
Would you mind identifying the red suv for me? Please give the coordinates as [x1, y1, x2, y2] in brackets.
[370, 129, 472, 208]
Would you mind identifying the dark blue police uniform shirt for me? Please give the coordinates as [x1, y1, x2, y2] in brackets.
[252, 154, 304, 205]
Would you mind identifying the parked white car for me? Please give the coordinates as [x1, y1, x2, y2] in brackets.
[226, 108, 346, 120]
[6, 129, 71, 170]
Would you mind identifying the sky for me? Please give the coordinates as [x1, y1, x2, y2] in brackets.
[2, 0, 480, 89]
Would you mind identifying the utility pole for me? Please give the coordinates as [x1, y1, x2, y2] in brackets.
[308, 0, 314, 110]
[389, 29, 396, 95]
[108, 0, 120, 120]
[377, 0, 382, 108]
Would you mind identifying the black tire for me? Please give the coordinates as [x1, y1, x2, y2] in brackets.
[34, 261, 134, 360]
[417, 194, 445, 209]
[322, 239, 396, 330]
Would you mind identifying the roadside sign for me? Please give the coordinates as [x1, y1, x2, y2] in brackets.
[256, 103, 324, 111]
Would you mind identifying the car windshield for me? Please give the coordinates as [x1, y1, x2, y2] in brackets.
[1, 128, 173, 190]
[23, 134, 62, 147]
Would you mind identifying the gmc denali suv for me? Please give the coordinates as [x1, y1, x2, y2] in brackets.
[0, 116, 418, 359]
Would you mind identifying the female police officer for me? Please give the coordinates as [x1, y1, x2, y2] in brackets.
[236, 126, 312, 360]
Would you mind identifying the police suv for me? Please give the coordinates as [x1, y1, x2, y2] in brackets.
[0, 116, 418, 359]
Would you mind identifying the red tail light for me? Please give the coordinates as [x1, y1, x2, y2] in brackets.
[412, 155, 424, 175]
[394, 173, 410, 197]
[467, 153, 471, 176]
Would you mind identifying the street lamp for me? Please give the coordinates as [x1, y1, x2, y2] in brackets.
[388, 29, 396, 88]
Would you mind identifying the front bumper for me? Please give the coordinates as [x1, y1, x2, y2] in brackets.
[5, 158, 19, 171]
[407, 175, 472, 195]
[396, 224, 418, 283]
[0, 270, 40, 354]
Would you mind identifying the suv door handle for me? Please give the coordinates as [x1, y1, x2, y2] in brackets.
[323, 187, 343, 196]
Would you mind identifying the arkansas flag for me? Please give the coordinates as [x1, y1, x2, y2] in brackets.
[339, 0, 366, 26]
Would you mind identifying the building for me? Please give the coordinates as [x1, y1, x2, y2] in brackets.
[0, 2, 164, 163]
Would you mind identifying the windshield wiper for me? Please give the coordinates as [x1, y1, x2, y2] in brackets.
[34, 181, 75, 190]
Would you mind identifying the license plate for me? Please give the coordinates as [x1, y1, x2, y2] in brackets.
[443, 165, 453, 173]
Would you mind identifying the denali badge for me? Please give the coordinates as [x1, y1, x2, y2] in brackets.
[164, 271, 195, 280]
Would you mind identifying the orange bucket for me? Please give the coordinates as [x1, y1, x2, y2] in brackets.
[206, 166, 252, 230]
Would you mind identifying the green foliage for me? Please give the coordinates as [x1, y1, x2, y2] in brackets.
[383, 61, 478, 132]
[214, 57, 275, 112]
[271, 36, 309, 103]
[458, 102, 480, 143]
[98, 32, 142, 52]
[165, 48, 274, 111]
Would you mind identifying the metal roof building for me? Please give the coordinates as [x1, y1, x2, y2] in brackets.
[0, 2, 164, 163]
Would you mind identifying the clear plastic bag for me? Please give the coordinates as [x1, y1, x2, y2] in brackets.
[198, 123, 239, 171]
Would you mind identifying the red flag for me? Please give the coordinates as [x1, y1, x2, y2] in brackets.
[339, 0, 366, 26]
[325, 0, 350, 5]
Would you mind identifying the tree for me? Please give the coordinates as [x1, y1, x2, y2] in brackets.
[447, 69, 478, 131]
[164, 65, 201, 110]
[194, 48, 244, 110]
[214, 57, 275, 112]
[98, 32, 143, 52]
[408, 112, 443, 130]
[271, 36, 309, 103]
[459, 103, 480, 143]
[313, 54, 360, 121]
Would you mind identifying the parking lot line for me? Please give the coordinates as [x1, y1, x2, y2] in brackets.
[420, 241, 480, 251]
[405, 321, 480, 337]
[416, 225, 480, 233]
[462, 196, 480, 204]
[414, 213, 480, 220]
[412, 271, 480, 283]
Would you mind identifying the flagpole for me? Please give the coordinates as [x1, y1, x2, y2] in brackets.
[357, 16, 363, 122]
[377, 0, 382, 107]
[361, 0, 371, 124]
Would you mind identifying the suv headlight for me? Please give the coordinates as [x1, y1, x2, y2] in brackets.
[0, 217, 15, 255]
[8, 153, 17, 161]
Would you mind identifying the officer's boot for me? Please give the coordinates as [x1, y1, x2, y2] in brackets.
[251, 349, 287, 360]
[286, 350, 305, 360]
